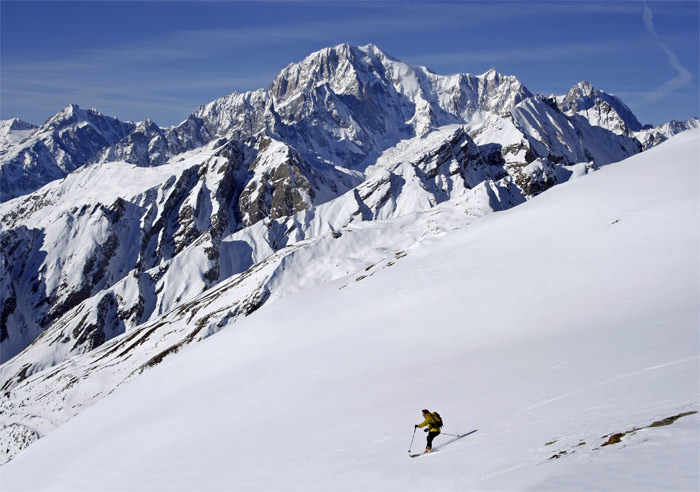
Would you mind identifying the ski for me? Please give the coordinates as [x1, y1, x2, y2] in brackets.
[410, 450, 439, 458]
[408, 430, 477, 458]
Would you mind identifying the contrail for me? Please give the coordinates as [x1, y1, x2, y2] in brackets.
[640, 1, 692, 105]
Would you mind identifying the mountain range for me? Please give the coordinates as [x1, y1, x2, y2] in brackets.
[0, 43, 698, 465]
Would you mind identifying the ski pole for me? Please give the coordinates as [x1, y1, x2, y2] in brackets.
[408, 426, 417, 453]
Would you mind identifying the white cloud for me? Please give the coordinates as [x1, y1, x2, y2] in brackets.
[637, 1, 693, 105]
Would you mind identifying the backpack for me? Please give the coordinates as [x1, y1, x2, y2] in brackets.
[432, 411, 443, 428]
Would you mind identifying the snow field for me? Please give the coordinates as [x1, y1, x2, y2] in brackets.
[2, 130, 698, 491]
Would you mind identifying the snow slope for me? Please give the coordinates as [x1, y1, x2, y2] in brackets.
[2, 131, 698, 491]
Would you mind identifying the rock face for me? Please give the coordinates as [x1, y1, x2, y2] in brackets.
[0, 43, 697, 463]
[0, 423, 37, 465]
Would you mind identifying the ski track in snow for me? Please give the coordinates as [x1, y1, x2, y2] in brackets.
[516, 356, 700, 415]
[479, 464, 529, 481]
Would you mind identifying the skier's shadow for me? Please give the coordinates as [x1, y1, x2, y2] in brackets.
[435, 429, 478, 450]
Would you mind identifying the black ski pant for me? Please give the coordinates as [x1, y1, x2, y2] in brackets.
[426, 431, 440, 450]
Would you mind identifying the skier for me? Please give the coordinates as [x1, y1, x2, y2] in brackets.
[415, 409, 441, 453]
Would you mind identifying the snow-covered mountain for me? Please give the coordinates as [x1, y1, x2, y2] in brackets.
[2, 128, 698, 491]
[550, 79, 700, 147]
[0, 119, 37, 149]
[556, 80, 647, 135]
[1, 44, 698, 475]
[3, 43, 691, 205]
[0, 105, 136, 202]
[635, 117, 700, 150]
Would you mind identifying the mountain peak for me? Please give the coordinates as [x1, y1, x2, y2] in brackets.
[269, 43, 369, 101]
[359, 42, 380, 52]
[479, 67, 519, 87]
[306, 42, 360, 64]
[42, 104, 90, 130]
[561, 81, 644, 132]
[60, 103, 84, 117]
[563, 81, 604, 104]
[137, 118, 160, 130]
[315, 42, 352, 58]
[2, 118, 37, 132]
[357, 43, 395, 60]
[43, 104, 116, 129]
[564, 80, 605, 103]
[575, 80, 595, 93]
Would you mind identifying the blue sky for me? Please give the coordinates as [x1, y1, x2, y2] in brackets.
[1, 1, 698, 127]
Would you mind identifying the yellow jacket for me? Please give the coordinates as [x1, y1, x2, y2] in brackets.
[417, 413, 441, 433]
